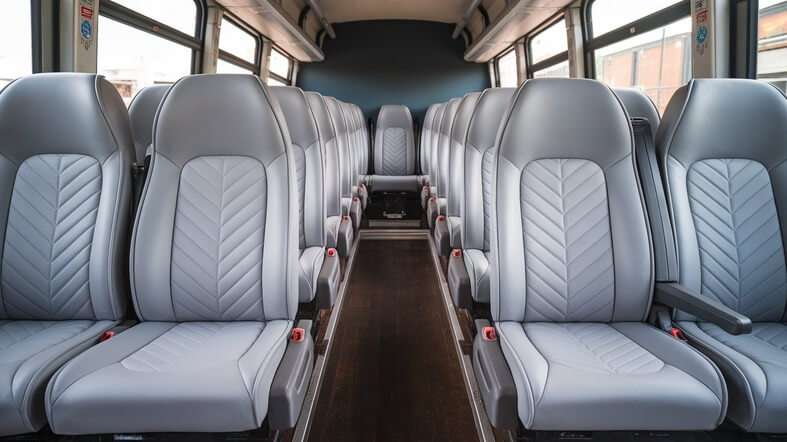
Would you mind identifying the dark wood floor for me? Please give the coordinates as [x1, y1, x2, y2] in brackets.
[308, 239, 478, 442]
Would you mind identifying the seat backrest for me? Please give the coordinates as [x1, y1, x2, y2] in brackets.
[131, 74, 298, 322]
[341, 102, 358, 186]
[374, 105, 415, 176]
[492, 79, 652, 324]
[657, 79, 787, 321]
[420, 104, 438, 177]
[272, 86, 326, 252]
[324, 97, 353, 203]
[436, 99, 461, 199]
[614, 87, 660, 133]
[462, 88, 515, 252]
[306, 92, 341, 220]
[0, 73, 134, 321]
[355, 105, 369, 177]
[128, 85, 169, 162]
[447, 93, 481, 220]
[429, 103, 447, 193]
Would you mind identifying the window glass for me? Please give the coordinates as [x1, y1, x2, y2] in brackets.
[217, 59, 254, 75]
[98, 16, 192, 106]
[269, 48, 291, 79]
[533, 60, 569, 78]
[758, 0, 787, 93]
[111, 0, 198, 35]
[497, 50, 518, 87]
[0, 0, 32, 89]
[591, 0, 683, 37]
[595, 17, 691, 113]
[219, 18, 257, 65]
[267, 77, 287, 87]
[529, 18, 567, 65]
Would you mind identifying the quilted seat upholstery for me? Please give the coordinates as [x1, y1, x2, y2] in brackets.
[489, 78, 727, 430]
[45, 74, 299, 434]
[0, 73, 133, 436]
[369, 105, 418, 192]
[658, 79, 787, 432]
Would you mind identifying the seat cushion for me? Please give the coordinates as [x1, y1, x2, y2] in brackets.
[45, 320, 291, 434]
[299, 247, 326, 304]
[498, 321, 726, 431]
[463, 249, 490, 303]
[0, 320, 113, 436]
[679, 321, 787, 432]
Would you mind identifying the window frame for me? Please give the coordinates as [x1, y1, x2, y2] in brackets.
[526, 13, 570, 79]
[99, 0, 205, 74]
[493, 46, 517, 87]
[268, 45, 293, 85]
[582, 0, 691, 79]
[217, 12, 261, 75]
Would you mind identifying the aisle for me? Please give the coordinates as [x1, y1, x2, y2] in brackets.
[308, 239, 478, 442]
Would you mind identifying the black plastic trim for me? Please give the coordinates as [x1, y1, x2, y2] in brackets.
[654, 282, 753, 335]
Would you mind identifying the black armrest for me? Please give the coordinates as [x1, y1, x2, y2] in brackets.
[654, 282, 752, 335]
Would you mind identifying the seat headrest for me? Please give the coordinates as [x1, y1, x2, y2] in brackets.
[129, 85, 170, 160]
[439, 99, 462, 136]
[614, 87, 660, 134]
[467, 88, 515, 150]
[657, 79, 787, 168]
[324, 97, 348, 133]
[154, 74, 290, 166]
[0, 73, 133, 164]
[272, 86, 319, 150]
[305, 92, 336, 144]
[451, 92, 481, 143]
[499, 78, 632, 169]
[377, 105, 413, 130]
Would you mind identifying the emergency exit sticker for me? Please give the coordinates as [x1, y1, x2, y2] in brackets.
[80, 6, 93, 19]
[696, 10, 708, 23]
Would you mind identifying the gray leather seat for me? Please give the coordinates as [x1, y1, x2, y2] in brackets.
[305, 92, 351, 257]
[272, 86, 326, 304]
[369, 105, 418, 192]
[427, 103, 447, 202]
[492, 79, 726, 431]
[615, 87, 660, 134]
[419, 104, 439, 207]
[444, 93, 480, 249]
[325, 97, 361, 231]
[354, 104, 370, 208]
[128, 85, 169, 162]
[45, 74, 299, 434]
[0, 73, 133, 436]
[460, 88, 515, 303]
[657, 79, 787, 433]
[427, 98, 461, 229]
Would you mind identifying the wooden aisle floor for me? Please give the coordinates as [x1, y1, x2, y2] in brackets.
[308, 239, 478, 442]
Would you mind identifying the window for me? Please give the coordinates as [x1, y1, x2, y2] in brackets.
[589, 0, 684, 37]
[217, 59, 254, 75]
[267, 77, 287, 87]
[757, 0, 787, 92]
[217, 16, 259, 74]
[0, 0, 32, 89]
[110, 0, 198, 36]
[98, 0, 201, 105]
[268, 47, 292, 85]
[496, 49, 518, 87]
[527, 17, 569, 78]
[98, 16, 192, 106]
[586, 1, 692, 113]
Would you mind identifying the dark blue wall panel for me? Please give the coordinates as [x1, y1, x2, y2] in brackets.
[297, 20, 490, 122]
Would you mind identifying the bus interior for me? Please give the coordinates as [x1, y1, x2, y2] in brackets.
[0, 0, 786, 441]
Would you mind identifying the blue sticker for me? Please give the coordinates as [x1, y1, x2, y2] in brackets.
[81, 20, 92, 40]
[696, 25, 707, 44]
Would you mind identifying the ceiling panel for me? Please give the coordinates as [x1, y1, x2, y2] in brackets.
[319, 0, 470, 23]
